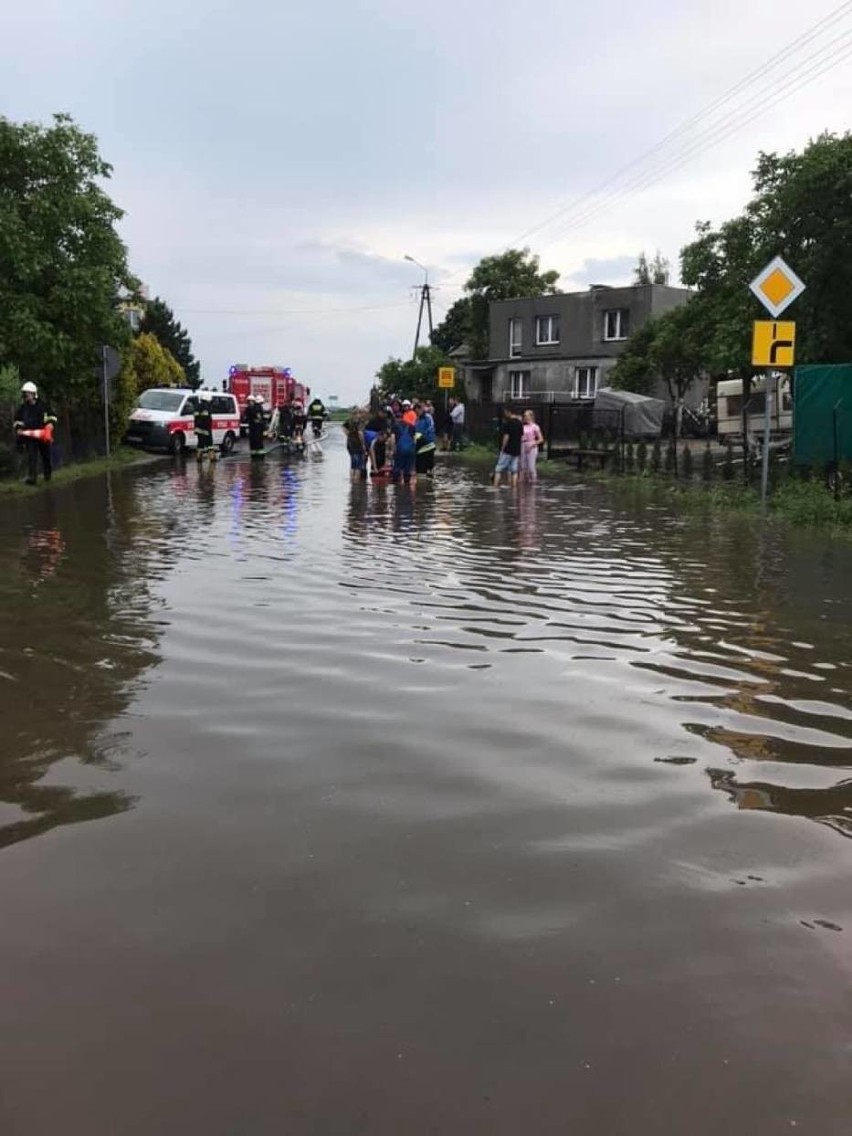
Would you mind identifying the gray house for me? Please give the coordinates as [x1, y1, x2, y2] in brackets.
[461, 282, 692, 405]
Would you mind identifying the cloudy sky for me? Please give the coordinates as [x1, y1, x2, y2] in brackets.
[3, 0, 851, 403]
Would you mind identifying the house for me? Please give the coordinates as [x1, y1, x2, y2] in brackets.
[118, 283, 150, 332]
[461, 282, 692, 405]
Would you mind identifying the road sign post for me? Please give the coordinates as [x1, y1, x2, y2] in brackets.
[748, 257, 805, 505]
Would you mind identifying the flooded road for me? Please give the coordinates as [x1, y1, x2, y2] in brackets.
[1, 438, 851, 1135]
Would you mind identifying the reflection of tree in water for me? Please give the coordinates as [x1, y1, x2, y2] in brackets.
[708, 767, 852, 840]
[0, 471, 182, 850]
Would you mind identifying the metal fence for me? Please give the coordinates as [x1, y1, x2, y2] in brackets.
[465, 400, 624, 460]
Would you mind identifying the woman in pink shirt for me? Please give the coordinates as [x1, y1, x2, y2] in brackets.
[520, 409, 544, 482]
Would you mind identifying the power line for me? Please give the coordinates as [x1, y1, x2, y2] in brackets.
[540, 28, 852, 248]
[514, 0, 852, 248]
[439, 0, 852, 288]
[172, 300, 413, 317]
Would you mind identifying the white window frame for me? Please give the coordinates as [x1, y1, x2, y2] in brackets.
[576, 367, 599, 400]
[535, 314, 560, 345]
[603, 309, 629, 341]
[508, 370, 531, 400]
[508, 318, 523, 358]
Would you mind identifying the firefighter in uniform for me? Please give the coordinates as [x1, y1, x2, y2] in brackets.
[14, 381, 57, 485]
[246, 394, 266, 458]
[308, 396, 328, 438]
[194, 390, 217, 462]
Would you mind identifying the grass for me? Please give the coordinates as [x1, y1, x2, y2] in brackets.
[0, 446, 164, 496]
[452, 439, 852, 534]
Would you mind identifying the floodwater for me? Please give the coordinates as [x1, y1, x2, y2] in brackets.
[1, 437, 851, 1136]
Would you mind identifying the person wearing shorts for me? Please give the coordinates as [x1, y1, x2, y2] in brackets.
[493, 407, 523, 488]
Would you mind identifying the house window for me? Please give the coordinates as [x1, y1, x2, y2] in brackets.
[508, 318, 522, 358]
[125, 308, 141, 332]
[508, 370, 531, 400]
[576, 367, 598, 399]
[603, 309, 629, 341]
[535, 314, 560, 345]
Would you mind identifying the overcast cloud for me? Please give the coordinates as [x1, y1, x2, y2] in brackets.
[3, 0, 851, 403]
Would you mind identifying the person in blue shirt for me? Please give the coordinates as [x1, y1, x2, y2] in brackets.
[392, 415, 417, 485]
[414, 400, 436, 478]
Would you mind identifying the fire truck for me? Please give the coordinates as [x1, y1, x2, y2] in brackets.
[226, 365, 310, 430]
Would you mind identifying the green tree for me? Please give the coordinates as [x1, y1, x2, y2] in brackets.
[375, 345, 451, 402]
[138, 297, 200, 386]
[634, 251, 671, 285]
[0, 113, 135, 408]
[611, 300, 707, 434]
[430, 296, 473, 355]
[432, 248, 560, 360]
[680, 132, 852, 370]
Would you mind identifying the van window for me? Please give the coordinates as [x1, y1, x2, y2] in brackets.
[211, 395, 234, 415]
[137, 390, 185, 412]
[181, 396, 198, 415]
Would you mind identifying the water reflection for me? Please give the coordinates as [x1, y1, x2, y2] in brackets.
[0, 475, 173, 848]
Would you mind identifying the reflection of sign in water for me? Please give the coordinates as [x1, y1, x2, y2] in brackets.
[438, 367, 455, 389]
[752, 320, 796, 368]
[749, 256, 805, 318]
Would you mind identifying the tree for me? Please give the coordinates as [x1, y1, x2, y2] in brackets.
[138, 297, 201, 387]
[375, 345, 451, 402]
[680, 132, 852, 371]
[610, 300, 707, 434]
[0, 113, 135, 406]
[431, 247, 560, 360]
[634, 251, 671, 285]
[430, 296, 473, 355]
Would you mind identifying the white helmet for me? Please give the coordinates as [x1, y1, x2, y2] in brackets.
[199, 390, 212, 402]
[21, 381, 37, 394]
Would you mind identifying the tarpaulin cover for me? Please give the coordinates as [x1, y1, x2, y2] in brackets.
[792, 364, 852, 467]
[595, 388, 664, 438]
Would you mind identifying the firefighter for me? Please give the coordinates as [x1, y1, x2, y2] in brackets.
[291, 401, 307, 448]
[14, 381, 57, 485]
[246, 394, 266, 458]
[308, 395, 328, 438]
[194, 390, 216, 462]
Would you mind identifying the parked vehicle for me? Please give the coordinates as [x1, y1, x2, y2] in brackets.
[125, 388, 241, 455]
[716, 374, 792, 442]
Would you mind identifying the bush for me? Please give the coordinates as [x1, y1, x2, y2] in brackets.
[0, 442, 18, 478]
[681, 445, 693, 480]
[664, 440, 676, 474]
[636, 440, 647, 474]
[722, 441, 734, 481]
[702, 443, 713, 483]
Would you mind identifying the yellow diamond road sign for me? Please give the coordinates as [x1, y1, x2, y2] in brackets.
[749, 256, 805, 318]
[752, 320, 795, 368]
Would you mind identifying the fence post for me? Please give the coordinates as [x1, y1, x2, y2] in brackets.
[546, 402, 554, 460]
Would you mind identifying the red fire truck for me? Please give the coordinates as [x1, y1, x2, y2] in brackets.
[226, 365, 310, 429]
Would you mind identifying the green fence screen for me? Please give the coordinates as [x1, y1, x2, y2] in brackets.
[793, 364, 852, 468]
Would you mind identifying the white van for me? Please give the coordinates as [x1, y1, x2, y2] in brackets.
[125, 389, 241, 455]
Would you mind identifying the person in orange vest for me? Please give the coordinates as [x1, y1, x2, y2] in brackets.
[14, 381, 57, 485]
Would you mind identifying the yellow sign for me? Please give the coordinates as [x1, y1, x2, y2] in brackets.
[749, 256, 805, 318]
[437, 366, 456, 389]
[752, 320, 796, 368]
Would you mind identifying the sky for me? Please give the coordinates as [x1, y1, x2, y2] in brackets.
[3, 0, 851, 404]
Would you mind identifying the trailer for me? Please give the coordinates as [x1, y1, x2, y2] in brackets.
[716, 374, 793, 443]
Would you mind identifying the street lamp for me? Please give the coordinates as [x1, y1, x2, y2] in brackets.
[404, 254, 433, 359]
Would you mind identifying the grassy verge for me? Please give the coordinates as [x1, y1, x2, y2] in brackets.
[449, 442, 852, 534]
[0, 447, 165, 496]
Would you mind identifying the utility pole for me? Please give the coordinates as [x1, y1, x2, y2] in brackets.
[404, 254, 433, 361]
